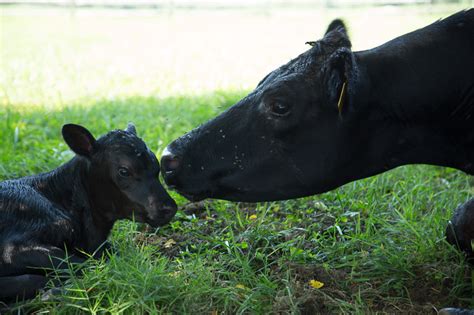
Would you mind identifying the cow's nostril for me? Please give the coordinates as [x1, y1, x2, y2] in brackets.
[161, 149, 180, 173]
[164, 156, 180, 172]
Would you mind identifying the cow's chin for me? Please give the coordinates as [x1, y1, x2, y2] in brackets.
[176, 190, 209, 202]
[174, 181, 312, 203]
[213, 190, 305, 203]
[170, 184, 214, 202]
[172, 181, 245, 202]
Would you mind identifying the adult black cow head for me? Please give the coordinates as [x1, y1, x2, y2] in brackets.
[162, 20, 376, 202]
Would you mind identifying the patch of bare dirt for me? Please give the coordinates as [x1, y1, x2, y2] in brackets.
[134, 232, 190, 257]
[271, 263, 350, 314]
[277, 263, 473, 314]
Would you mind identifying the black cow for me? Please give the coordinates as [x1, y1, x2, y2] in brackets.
[0, 123, 177, 301]
[162, 10, 473, 202]
[162, 10, 474, 314]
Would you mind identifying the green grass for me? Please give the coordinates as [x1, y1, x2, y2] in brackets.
[2, 93, 473, 315]
[1, 4, 473, 314]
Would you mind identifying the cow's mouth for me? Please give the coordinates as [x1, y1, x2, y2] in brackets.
[169, 180, 247, 202]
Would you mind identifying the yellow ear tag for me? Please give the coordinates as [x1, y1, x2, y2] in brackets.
[337, 81, 347, 114]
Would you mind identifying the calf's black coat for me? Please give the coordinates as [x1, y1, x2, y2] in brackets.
[0, 124, 177, 300]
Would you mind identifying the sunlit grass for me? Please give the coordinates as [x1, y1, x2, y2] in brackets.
[0, 4, 468, 105]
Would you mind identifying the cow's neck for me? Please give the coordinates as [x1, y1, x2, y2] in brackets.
[352, 48, 474, 176]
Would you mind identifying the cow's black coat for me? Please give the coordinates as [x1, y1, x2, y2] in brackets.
[0, 124, 177, 300]
[162, 10, 474, 201]
[162, 10, 474, 253]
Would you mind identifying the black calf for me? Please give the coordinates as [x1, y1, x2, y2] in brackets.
[0, 123, 177, 300]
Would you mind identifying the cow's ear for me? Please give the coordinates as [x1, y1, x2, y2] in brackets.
[62, 124, 97, 157]
[125, 122, 137, 136]
[325, 19, 347, 36]
[324, 47, 357, 114]
[306, 19, 350, 50]
[322, 19, 351, 49]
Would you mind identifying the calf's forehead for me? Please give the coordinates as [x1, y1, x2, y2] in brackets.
[96, 131, 159, 170]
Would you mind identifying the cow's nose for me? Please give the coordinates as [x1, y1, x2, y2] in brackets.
[161, 147, 180, 174]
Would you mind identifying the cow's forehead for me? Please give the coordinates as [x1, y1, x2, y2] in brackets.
[257, 46, 323, 91]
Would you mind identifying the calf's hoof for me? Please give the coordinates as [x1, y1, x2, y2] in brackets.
[446, 199, 474, 259]
[439, 308, 474, 315]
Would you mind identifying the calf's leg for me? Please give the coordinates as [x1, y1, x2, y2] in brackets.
[2, 245, 86, 276]
[0, 275, 49, 300]
[0, 245, 86, 300]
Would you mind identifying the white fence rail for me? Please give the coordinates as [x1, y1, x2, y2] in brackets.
[1, 0, 455, 8]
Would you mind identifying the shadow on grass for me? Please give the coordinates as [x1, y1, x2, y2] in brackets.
[0, 90, 247, 179]
[1, 90, 473, 313]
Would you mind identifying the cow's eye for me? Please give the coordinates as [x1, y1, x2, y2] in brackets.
[118, 167, 131, 177]
[270, 102, 291, 117]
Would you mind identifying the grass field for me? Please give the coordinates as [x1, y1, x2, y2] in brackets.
[1, 4, 473, 314]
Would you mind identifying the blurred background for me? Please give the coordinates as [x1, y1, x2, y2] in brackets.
[1, 0, 472, 107]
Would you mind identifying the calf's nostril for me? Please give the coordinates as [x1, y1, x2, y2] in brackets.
[162, 204, 177, 217]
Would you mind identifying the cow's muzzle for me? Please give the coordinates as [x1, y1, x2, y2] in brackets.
[161, 146, 181, 187]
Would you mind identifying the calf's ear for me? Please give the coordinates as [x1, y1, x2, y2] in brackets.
[62, 124, 97, 157]
[125, 122, 137, 135]
[324, 47, 357, 114]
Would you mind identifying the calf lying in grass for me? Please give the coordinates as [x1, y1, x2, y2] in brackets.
[0, 123, 177, 301]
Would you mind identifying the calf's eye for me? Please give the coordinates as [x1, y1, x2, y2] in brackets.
[118, 167, 131, 177]
[270, 102, 290, 117]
